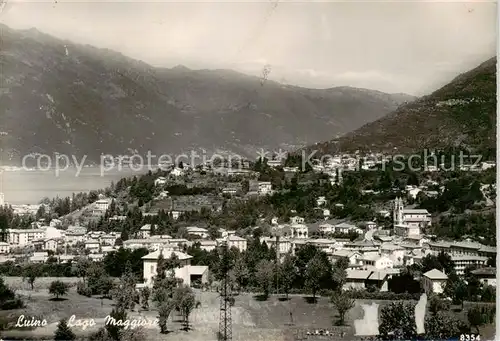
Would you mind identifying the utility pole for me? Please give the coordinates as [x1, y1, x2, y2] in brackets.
[275, 234, 279, 296]
[218, 239, 232, 341]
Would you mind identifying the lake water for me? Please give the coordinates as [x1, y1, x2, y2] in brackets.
[2, 167, 147, 204]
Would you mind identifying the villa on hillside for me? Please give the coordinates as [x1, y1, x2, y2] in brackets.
[421, 269, 448, 295]
[141, 249, 209, 287]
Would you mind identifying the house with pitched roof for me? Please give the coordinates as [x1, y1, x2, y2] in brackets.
[471, 267, 496, 287]
[421, 269, 448, 294]
[329, 250, 362, 267]
[141, 249, 208, 287]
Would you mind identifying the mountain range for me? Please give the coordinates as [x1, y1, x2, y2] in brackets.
[306, 57, 497, 157]
[0, 24, 415, 164]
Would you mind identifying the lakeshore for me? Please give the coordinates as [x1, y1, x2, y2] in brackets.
[1, 167, 146, 205]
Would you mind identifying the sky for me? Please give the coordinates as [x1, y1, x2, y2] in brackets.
[0, 0, 497, 96]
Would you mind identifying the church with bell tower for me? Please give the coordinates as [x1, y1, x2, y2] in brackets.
[392, 197, 430, 237]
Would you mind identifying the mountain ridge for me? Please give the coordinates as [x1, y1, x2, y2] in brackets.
[303, 57, 497, 157]
[0, 23, 415, 164]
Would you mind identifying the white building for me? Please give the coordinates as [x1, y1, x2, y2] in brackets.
[343, 270, 372, 290]
[380, 243, 406, 266]
[329, 250, 362, 267]
[7, 229, 46, 246]
[407, 187, 422, 199]
[139, 224, 153, 239]
[154, 177, 167, 186]
[318, 223, 335, 235]
[471, 267, 496, 287]
[267, 159, 283, 168]
[49, 219, 62, 227]
[0, 192, 4, 206]
[316, 196, 327, 207]
[142, 249, 208, 287]
[170, 167, 185, 177]
[258, 181, 272, 195]
[94, 199, 111, 212]
[421, 269, 448, 295]
[65, 228, 87, 245]
[43, 239, 60, 252]
[290, 216, 305, 224]
[335, 222, 363, 235]
[0, 242, 10, 254]
[85, 239, 101, 253]
[30, 251, 48, 263]
[364, 221, 377, 230]
[360, 254, 394, 270]
[260, 237, 292, 256]
[227, 235, 247, 252]
[186, 226, 209, 239]
[289, 224, 309, 239]
[451, 255, 488, 275]
[217, 235, 247, 252]
[198, 240, 217, 252]
[393, 197, 431, 235]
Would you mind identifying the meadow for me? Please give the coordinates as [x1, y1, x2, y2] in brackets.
[0, 277, 495, 341]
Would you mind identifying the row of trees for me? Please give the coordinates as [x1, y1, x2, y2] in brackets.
[377, 298, 495, 340]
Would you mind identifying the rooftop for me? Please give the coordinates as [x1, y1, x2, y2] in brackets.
[423, 268, 448, 280]
[471, 267, 496, 276]
[346, 269, 373, 280]
[142, 249, 192, 261]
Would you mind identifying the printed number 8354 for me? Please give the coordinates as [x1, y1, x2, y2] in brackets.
[460, 334, 480, 341]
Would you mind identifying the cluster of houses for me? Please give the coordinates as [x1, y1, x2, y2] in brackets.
[1, 192, 496, 295]
[1, 223, 121, 263]
[0, 153, 495, 294]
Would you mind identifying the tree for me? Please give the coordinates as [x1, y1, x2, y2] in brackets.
[152, 252, 181, 306]
[304, 254, 329, 301]
[424, 311, 469, 339]
[444, 272, 467, 309]
[378, 301, 417, 340]
[118, 327, 146, 341]
[331, 257, 349, 290]
[481, 285, 495, 302]
[232, 257, 249, 292]
[22, 264, 41, 290]
[467, 305, 496, 334]
[158, 299, 174, 333]
[106, 307, 127, 341]
[112, 263, 138, 310]
[279, 253, 296, 299]
[174, 285, 197, 331]
[87, 263, 114, 297]
[255, 259, 274, 299]
[140, 287, 151, 310]
[75, 257, 92, 283]
[49, 281, 68, 300]
[54, 319, 76, 341]
[89, 327, 113, 341]
[331, 291, 354, 325]
[428, 295, 450, 315]
[454, 281, 468, 310]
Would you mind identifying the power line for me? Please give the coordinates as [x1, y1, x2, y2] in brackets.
[218, 239, 232, 341]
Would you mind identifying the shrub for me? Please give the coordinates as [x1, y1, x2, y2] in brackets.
[0, 297, 25, 310]
[0, 277, 24, 310]
[49, 281, 69, 299]
[346, 289, 421, 301]
[76, 281, 92, 297]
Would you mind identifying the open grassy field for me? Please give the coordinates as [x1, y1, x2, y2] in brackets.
[0, 277, 495, 341]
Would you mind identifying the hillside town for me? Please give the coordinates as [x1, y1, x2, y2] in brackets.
[0, 152, 496, 298]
